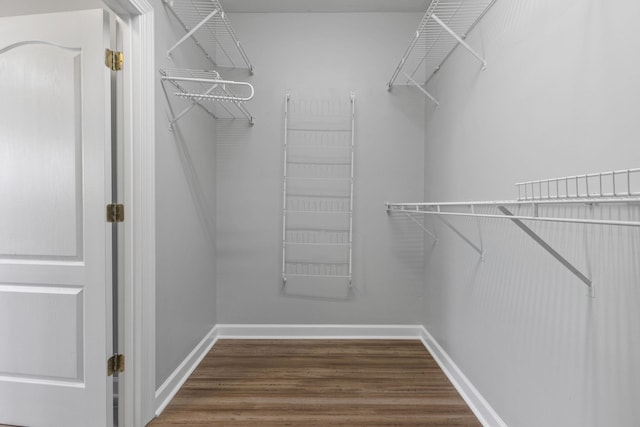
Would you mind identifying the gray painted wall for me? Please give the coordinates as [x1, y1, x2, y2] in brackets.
[153, 0, 217, 387]
[420, 1, 640, 426]
[0, 0, 102, 17]
[215, 12, 427, 324]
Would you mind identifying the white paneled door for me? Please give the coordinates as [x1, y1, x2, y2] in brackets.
[0, 9, 113, 427]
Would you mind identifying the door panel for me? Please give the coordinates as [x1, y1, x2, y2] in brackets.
[0, 284, 83, 381]
[0, 43, 82, 259]
[0, 9, 112, 427]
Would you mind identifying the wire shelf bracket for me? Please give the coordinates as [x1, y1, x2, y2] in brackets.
[386, 168, 640, 293]
[160, 68, 254, 130]
[499, 206, 593, 294]
[430, 12, 487, 70]
[167, 8, 218, 58]
[404, 212, 438, 242]
[439, 215, 484, 258]
[387, 0, 496, 101]
[163, 0, 254, 73]
[403, 72, 439, 106]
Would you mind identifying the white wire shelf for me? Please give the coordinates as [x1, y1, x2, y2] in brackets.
[159, 68, 254, 129]
[386, 168, 640, 294]
[388, 0, 496, 103]
[163, 0, 254, 73]
[386, 200, 640, 227]
[387, 168, 640, 227]
[516, 168, 640, 201]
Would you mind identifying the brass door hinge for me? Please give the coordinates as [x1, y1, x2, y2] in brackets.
[107, 204, 124, 223]
[105, 49, 123, 71]
[107, 354, 125, 376]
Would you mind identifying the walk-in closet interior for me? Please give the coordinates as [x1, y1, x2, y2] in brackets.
[0, 0, 639, 426]
[154, 1, 640, 425]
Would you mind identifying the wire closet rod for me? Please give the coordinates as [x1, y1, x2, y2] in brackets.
[159, 68, 255, 128]
[161, 75, 255, 102]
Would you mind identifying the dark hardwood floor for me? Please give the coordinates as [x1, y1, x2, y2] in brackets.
[149, 339, 481, 426]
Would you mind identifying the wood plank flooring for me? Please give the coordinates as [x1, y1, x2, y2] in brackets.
[149, 339, 481, 427]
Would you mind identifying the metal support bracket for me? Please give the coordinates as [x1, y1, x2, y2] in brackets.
[430, 13, 487, 70]
[471, 205, 484, 257]
[167, 8, 218, 57]
[437, 215, 484, 259]
[404, 212, 438, 242]
[403, 72, 439, 106]
[167, 81, 220, 130]
[499, 206, 593, 291]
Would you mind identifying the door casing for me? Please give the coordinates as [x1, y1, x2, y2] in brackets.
[101, 1, 155, 426]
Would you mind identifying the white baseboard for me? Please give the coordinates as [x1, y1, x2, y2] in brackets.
[154, 325, 218, 416]
[419, 327, 507, 427]
[215, 323, 424, 339]
[154, 324, 505, 427]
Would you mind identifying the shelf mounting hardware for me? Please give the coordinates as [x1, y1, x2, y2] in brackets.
[471, 205, 485, 258]
[403, 72, 439, 106]
[163, 0, 254, 73]
[430, 13, 487, 71]
[167, 8, 218, 57]
[498, 206, 593, 292]
[437, 214, 484, 259]
[403, 212, 438, 242]
[166, 79, 220, 130]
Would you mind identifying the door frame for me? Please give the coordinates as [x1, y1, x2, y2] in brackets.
[102, 0, 155, 426]
[0, 1, 155, 425]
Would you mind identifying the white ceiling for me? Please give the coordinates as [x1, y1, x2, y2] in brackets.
[220, 0, 430, 13]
